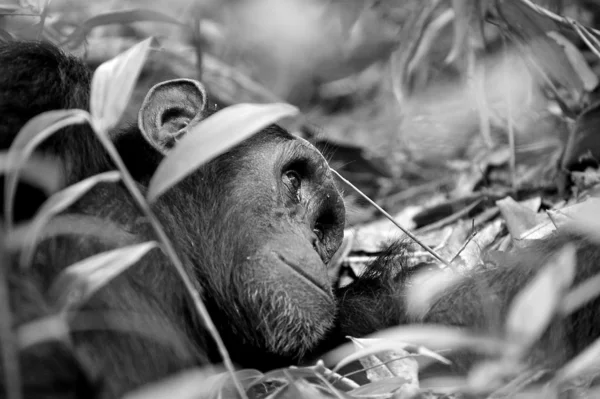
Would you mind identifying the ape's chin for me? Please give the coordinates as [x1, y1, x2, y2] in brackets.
[255, 287, 336, 357]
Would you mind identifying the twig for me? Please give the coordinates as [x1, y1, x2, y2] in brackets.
[340, 353, 420, 381]
[516, 0, 600, 37]
[416, 198, 483, 235]
[331, 169, 451, 269]
[449, 230, 477, 264]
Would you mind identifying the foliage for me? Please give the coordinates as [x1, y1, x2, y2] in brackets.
[3, 0, 600, 398]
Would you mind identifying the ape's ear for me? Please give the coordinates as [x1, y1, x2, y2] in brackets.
[138, 79, 208, 154]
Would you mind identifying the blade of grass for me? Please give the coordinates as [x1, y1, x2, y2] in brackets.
[331, 169, 451, 268]
[4, 110, 88, 229]
[50, 242, 158, 313]
[19, 171, 121, 268]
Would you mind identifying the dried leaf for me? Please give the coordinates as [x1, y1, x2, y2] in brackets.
[562, 102, 600, 171]
[333, 327, 487, 374]
[350, 337, 419, 387]
[496, 196, 545, 240]
[347, 377, 412, 398]
[406, 268, 466, 319]
[446, 0, 490, 64]
[496, 0, 584, 95]
[552, 198, 600, 243]
[547, 31, 598, 91]
[147, 102, 298, 202]
[389, 0, 444, 104]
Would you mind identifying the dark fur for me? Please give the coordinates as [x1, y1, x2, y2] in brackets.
[0, 41, 359, 398]
[336, 234, 600, 376]
[2, 41, 600, 399]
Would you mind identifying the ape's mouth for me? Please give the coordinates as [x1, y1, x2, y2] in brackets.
[275, 253, 331, 296]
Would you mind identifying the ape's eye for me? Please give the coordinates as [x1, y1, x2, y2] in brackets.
[313, 225, 325, 241]
[283, 170, 301, 193]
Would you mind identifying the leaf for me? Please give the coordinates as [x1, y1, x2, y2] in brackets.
[91, 37, 154, 133]
[49, 241, 158, 313]
[0, 4, 21, 13]
[467, 358, 526, 394]
[560, 273, 600, 316]
[333, 327, 490, 374]
[0, 28, 14, 42]
[62, 9, 180, 49]
[390, 0, 445, 103]
[0, 152, 62, 194]
[496, 196, 545, 241]
[268, 376, 326, 399]
[562, 102, 600, 171]
[505, 244, 577, 350]
[347, 377, 411, 397]
[19, 171, 121, 268]
[556, 336, 600, 384]
[445, 0, 490, 64]
[7, 214, 135, 251]
[147, 102, 299, 202]
[350, 337, 418, 386]
[123, 368, 226, 399]
[16, 315, 69, 349]
[547, 31, 598, 91]
[336, 0, 368, 34]
[4, 109, 89, 228]
[495, 0, 584, 95]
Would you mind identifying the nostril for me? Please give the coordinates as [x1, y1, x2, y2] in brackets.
[310, 234, 318, 252]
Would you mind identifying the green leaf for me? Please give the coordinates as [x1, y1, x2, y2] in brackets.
[0, 152, 62, 194]
[16, 315, 69, 350]
[91, 37, 154, 133]
[147, 102, 299, 202]
[331, 326, 501, 374]
[505, 244, 577, 350]
[556, 336, 600, 384]
[49, 241, 158, 313]
[7, 214, 134, 251]
[4, 109, 89, 229]
[19, 171, 121, 268]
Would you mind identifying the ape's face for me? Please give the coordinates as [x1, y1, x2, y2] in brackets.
[189, 127, 345, 356]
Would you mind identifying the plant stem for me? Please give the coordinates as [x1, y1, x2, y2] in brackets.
[0, 239, 21, 399]
[91, 118, 247, 399]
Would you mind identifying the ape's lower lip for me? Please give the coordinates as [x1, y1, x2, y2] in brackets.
[275, 253, 331, 295]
